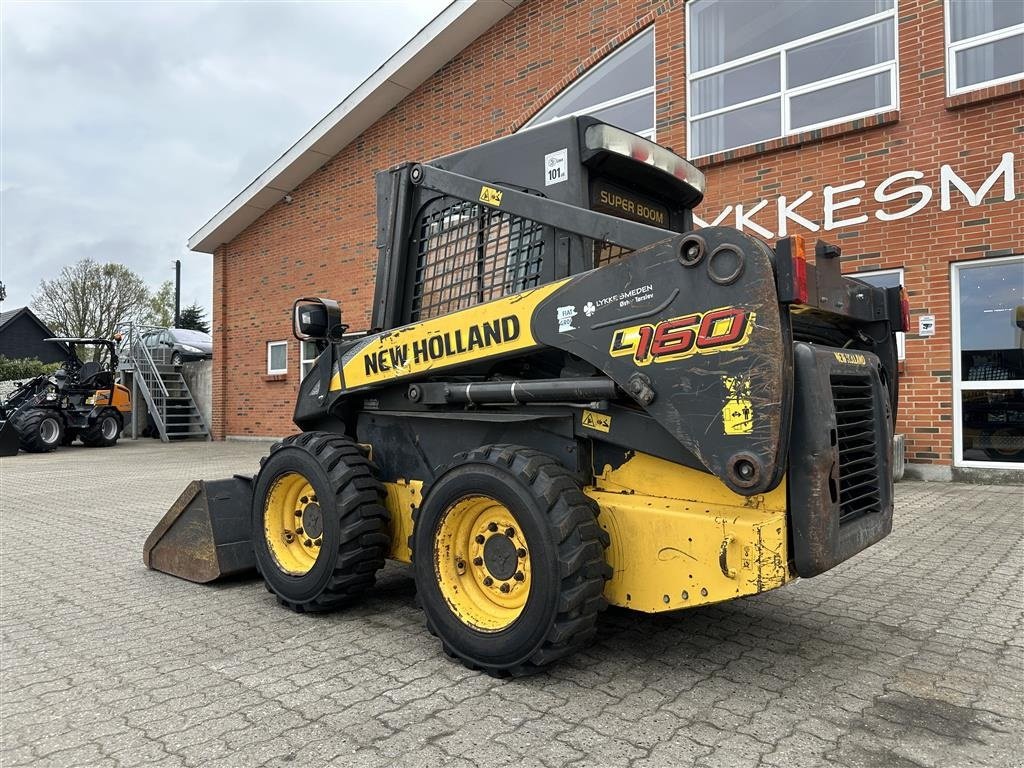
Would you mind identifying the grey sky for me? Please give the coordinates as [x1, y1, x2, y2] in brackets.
[1, 0, 450, 316]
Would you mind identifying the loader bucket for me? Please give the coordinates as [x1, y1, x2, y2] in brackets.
[0, 420, 20, 457]
[144, 475, 256, 583]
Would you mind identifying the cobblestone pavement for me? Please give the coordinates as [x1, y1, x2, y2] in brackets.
[1, 440, 1022, 768]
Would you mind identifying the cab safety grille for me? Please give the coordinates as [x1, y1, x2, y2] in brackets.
[410, 200, 544, 321]
[830, 374, 882, 523]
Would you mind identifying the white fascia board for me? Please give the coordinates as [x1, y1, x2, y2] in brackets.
[188, 0, 522, 254]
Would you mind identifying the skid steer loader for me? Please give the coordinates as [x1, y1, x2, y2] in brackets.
[0, 337, 131, 456]
[145, 116, 907, 675]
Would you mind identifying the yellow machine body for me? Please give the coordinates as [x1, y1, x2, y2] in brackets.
[92, 384, 132, 413]
[381, 451, 792, 614]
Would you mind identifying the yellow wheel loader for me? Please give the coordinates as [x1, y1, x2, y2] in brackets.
[145, 117, 908, 675]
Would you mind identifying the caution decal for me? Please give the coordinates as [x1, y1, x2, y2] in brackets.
[336, 281, 567, 390]
[581, 410, 611, 433]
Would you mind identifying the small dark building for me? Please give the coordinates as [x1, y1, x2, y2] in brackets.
[0, 307, 66, 364]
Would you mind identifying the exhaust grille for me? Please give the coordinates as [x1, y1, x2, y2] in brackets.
[830, 374, 882, 523]
[410, 200, 544, 321]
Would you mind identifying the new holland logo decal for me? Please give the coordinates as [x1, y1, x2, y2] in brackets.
[609, 306, 754, 366]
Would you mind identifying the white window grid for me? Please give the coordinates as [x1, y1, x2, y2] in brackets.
[685, 3, 900, 159]
[950, 254, 1024, 469]
[267, 341, 288, 375]
[300, 341, 319, 381]
[523, 28, 656, 140]
[852, 267, 906, 360]
[944, 1, 1024, 97]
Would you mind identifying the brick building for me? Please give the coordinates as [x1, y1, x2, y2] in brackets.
[188, 0, 1023, 478]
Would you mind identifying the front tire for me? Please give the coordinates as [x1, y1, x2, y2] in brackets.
[412, 445, 611, 676]
[253, 432, 389, 612]
[80, 410, 121, 447]
[14, 408, 63, 453]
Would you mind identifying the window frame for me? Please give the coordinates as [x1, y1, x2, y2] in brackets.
[523, 27, 657, 140]
[267, 340, 288, 376]
[300, 340, 319, 381]
[685, 1, 900, 159]
[950, 254, 1024, 469]
[851, 268, 906, 360]
[944, 0, 1024, 97]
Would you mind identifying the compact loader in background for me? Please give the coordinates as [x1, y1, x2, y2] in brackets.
[145, 116, 907, 675]
[0, 337, 131, 456]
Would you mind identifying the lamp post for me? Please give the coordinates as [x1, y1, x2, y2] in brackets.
[174, 259, 181, 328]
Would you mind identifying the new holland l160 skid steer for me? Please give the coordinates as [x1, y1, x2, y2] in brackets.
[145, 116, 907, 675]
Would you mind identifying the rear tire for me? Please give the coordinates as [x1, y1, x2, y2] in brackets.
[253, 432, 390, 612]
[412, 445, 611, 676]
[80, 410, 121, 447]
[13, 408, 63, 453]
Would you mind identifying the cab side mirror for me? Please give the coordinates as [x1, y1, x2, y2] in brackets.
[293, 297, 347, 341]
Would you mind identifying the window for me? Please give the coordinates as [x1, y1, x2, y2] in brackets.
[300, 341, 319, 380]
[524, 28, 655, 138]
[951, 256, 1024, 468]
[853, 269, 906, 360]
[267, 341, 288, 375]
[686, 0, 898, 158]
[945, 0, 1024, 96]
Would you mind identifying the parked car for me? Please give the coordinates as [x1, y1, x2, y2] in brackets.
[143, 328, 213, 365]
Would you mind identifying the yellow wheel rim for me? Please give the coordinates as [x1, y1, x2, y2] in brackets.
[434, 496, 532, 632]
[264, 471, 323, 576]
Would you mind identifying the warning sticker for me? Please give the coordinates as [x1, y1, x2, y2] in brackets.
[721, 376, 753, 435]
[479, 185, 503, 206]
[544, 148, 568, 187]
[581, 409, 611, 433]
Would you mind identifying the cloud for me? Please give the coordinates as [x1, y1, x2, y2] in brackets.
[1, 0, 450, 315]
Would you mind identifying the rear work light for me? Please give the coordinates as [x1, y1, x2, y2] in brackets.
[584, 123, 706, 196]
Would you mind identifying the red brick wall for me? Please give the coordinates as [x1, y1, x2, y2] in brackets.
[211, 0, 1023, 468]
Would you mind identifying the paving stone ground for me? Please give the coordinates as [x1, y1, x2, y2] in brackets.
[1, 439, 1022, 768]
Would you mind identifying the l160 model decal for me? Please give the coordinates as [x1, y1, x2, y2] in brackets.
[609, 306, 754, 366]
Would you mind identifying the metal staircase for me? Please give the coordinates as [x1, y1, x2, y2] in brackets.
[122, 327, 210, 442]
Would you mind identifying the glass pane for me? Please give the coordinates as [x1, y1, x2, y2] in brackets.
[959, 260, 1024, 380]
[961, 389, 1024, 463]
[689, 0, 893, 71]
[853, 270, 902, 289]
[269, 344, 286, 372]
[789, 71, 891, 130]
[590, 93, 655, 134]
[691, 55, 779, 114]
[955, 33, 1024, 89]
[690, 97, 780, 156]
[788, 19, 895, 87]
[530, 30, 653, 124]
[948, 0, 1024, 42]
[301, 361, 314, 380]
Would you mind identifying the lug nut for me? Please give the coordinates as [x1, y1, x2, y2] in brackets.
[483, 576, 493, 586]
[514, 571, 525, 581]
[505, 527, 515, 538]
[516, 548, 527, 558]
[294, 510, 302, 517]
[304, 539, 313, 547]
[296, 527, 304, 535]
[487, 522, 498, 532]
[499, 583, 510, 593]
[475, 534, 485, 544]
[310, 495, 317, 502]
[314, 538, 322, 547]
[300, 496, 309, 504]
[473, 557, 483, 566]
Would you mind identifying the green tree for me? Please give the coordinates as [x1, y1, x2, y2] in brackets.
[146, 280, 175, 328]
[177, 303, 210, 333]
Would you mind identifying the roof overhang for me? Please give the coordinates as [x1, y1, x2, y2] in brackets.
[188, 0, 522, 254]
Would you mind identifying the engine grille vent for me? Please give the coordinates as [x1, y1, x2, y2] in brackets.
[830, 374, 882, 523]
[410, 200, 544, 321]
